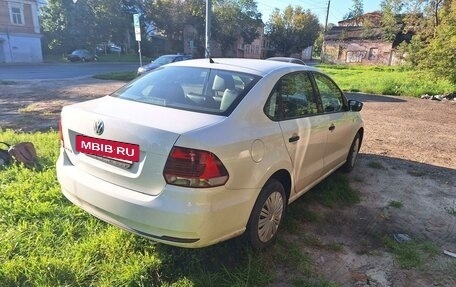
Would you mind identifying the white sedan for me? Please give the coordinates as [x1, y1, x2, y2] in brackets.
[57, 58, 364, 249]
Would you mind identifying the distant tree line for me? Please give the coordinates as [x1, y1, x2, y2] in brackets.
[40, 0, 322, 58]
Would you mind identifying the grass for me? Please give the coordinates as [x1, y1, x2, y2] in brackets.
[445, 207, 456, 216]
[384, 237, 439, 269]
[0, 129, 354, 286]
[0, 80, 16, 85]
[389, 200, 404, 209]
[93, 71, 137, 81]
[318, 64, 455, 97]
[43, 53, 150, 64]
[367, 161, 384, 169]
[304, 172, 360, 208]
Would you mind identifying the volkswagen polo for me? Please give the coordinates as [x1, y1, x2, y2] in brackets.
[57, 58, 364, 249]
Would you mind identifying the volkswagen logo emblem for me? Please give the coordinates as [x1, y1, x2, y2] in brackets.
[94, 120, 104, 135]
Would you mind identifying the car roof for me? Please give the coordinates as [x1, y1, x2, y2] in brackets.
[158, 54, 187, 58]
[266, 57, 306, 64]
[169, 58, 318, 76]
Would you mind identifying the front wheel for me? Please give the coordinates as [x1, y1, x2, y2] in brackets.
[247, 179, 286, 249]
[342, 133, 361, 172]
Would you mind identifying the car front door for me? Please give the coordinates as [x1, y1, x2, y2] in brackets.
[264, 72, 326, 195]
[311, 72, 354, 174]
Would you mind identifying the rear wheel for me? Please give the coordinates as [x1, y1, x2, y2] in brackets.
[342, 132, 361, 172]
[247, 179, 286, 249]
[81, 57, 86, 62]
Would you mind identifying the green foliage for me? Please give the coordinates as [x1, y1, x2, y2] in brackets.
[379, 0, 456, 84]
[384, 237, 439, 269]
[305, 172, 360, 208]
[266, 5, 320, 56]
[367, 161, 385, 169]
[418, 0, 456, 83]
[212, 0, 262, 57]
[1, 129, 348, 286]
[93, 71, 137, 81]
[380, 0, 402, 42]
[389, 200, 404, 208]
[319, 64, 455, 97]
[445, 207, 456, 216]
[41, 0, 136, 54]
[343, 0, 364, 21]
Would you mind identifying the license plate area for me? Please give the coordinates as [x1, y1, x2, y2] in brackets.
[75, 135, 140, 162]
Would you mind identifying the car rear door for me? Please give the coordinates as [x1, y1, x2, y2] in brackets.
[311, 72, 354, 174]
[264, 72, 326, 194]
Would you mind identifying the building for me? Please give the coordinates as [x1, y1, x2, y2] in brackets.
[182, 21, 269, 59]
[235, 22, 269, 59]
[322, 12, 411, 65]
[0, 0, 43, 63]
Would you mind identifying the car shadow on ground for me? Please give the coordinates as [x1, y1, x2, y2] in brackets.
[149, 152, 456, 286]
[346, 92, 407, 103]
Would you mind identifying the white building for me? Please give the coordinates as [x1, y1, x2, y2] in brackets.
[0, 0, 43, 63]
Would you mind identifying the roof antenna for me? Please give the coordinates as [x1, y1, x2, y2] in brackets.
[205, 47, 214, 63]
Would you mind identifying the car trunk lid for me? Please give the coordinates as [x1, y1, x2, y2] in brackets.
[60, 96, 225, 196]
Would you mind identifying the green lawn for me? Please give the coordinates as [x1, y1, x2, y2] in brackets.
[0, 129, 359, 287]
[318, 64, 455, 97]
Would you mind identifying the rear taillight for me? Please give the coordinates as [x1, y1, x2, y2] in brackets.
[163, 147, 229, 188]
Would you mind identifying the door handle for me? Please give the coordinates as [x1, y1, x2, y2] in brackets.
[289, 135, 300, 143]
[329, 124, 335, 131]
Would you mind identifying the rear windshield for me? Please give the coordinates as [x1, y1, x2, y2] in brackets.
[111, 66, 260, 115]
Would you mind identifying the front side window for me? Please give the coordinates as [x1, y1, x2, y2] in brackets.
[313, 73, 346, 113]
[9, 3, 24, 25]
[112, 66, 260, 115]
[264, 72, 318, 121]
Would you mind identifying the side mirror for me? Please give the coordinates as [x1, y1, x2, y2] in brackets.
[348, 100, 363, 112]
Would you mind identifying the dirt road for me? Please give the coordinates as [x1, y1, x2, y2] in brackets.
[1, 78, 455, 286]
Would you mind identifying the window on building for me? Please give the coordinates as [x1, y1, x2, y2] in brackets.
[9, 3, 24, 25]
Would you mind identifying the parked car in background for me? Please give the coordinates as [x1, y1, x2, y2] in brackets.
[266, 57, 306, 65]
[96, 43, 122, 54]
[137, 54, 192, 75]
[67, 49, 97, 62]
[57, 58, 364, 249]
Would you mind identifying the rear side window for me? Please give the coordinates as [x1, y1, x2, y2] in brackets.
[264, 72, 318, 120]
[111, 67, 260, 115]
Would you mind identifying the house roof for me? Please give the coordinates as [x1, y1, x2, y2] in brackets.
[324, 26, 384, 41]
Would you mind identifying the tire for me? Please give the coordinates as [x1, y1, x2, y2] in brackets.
[81, 57, 86, 62]
[247, 179, 286, 249]
[342, 132, 361, 173]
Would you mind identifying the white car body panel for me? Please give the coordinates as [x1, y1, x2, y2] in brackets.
[57, 58, 364, 247]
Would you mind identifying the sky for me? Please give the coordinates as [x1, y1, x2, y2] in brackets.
[257, 0, 383, 25]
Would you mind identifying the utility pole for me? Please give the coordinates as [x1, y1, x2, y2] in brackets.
[322, 0, 330, 63]
[205, 0, 211, 58]
[324, 0, 330, 33]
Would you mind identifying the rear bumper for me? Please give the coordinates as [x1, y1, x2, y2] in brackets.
[56, 150, 259, 248]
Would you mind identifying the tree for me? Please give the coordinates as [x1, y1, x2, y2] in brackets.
[343, 0, 364, 23]
[418, 0, 456, 83]
[41, 0, 139, 54]
[380, 0, 403, 41]
[143, 0, 191, 53]
[212, 0, 262, 56]
[266, 6, 320, 56]
[379, 0, 455, 83]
